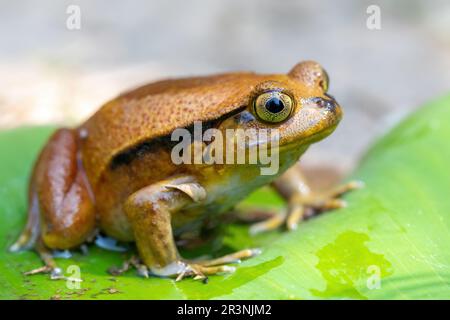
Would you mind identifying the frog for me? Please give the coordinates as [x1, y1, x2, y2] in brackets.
[10, 61, 361, 281]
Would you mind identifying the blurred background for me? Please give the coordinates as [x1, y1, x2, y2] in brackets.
[1, 0, 449, 176]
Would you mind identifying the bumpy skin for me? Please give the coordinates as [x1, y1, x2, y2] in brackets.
[12, 61, 352, 279]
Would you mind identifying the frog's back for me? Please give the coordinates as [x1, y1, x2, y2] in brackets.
[79, 72, 278, 186]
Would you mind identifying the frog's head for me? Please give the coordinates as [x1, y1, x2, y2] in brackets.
[215, 61, 342, 163]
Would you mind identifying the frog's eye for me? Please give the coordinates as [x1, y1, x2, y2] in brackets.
[253, 91, 294, 123]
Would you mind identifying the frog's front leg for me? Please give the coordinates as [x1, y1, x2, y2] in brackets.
[250, 164, 363, 234]
[124, 175, 259, 281]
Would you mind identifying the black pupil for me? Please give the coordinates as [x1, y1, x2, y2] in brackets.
[265, 97, 285, 113]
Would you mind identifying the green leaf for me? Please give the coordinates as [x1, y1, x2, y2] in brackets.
[1, 94, 450, 299]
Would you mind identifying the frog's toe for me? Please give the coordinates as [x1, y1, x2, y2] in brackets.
[286, 205, 304, 231]
[301, 180, 363, 211]
[23, 265, 52, 276]
[176, 263, 236, 282]
[193, 248, 261, 266]
[250, 180, 363, 234]
[333, 180, 365, 196]
[318, 180, 363, 203]
[249, 212, 286, 234]
[108, 255, 149, 278]
[23, 265, 64, 280]
[286, 180, 364, 225]
[173, 249, 261, 281]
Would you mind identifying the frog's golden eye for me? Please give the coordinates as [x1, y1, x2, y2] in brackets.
[253, 91, 294, 123]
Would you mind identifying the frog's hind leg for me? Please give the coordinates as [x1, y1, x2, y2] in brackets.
[9, 191, 62, 278]
[9, 188, 41, 253]
[250, 164, 363, 234]
[9, 181, 61, 278]
[10, 128, 96, 277]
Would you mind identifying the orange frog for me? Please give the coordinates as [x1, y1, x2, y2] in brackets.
[11, 61, 360, 281]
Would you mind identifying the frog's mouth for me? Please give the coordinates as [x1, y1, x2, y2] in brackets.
[277, 122, 340, 154]
[303, 123, 340, 145]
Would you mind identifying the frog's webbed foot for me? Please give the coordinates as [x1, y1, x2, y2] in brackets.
[175, 248, 261, 282]
[250, 178, 363, 234]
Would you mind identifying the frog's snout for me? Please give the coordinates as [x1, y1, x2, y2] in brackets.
[310, 96, 338, 113]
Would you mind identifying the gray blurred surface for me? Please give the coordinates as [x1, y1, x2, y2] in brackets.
[1, 0, 449, 172]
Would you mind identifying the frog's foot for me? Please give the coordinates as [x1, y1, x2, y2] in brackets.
[23, 265, 64, 280]
[152, 249, 261, 282]
[108, 255, 149, 278]
[22, 239, 65, 280]
[175, 263, 235, 282]
[250, 181, 363, 234]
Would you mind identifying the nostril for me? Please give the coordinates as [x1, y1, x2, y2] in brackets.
[310, 97, 337, 112]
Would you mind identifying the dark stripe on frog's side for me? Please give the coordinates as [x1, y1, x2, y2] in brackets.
[110, 106, 248, 169]
[110, 136, 174, 169]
